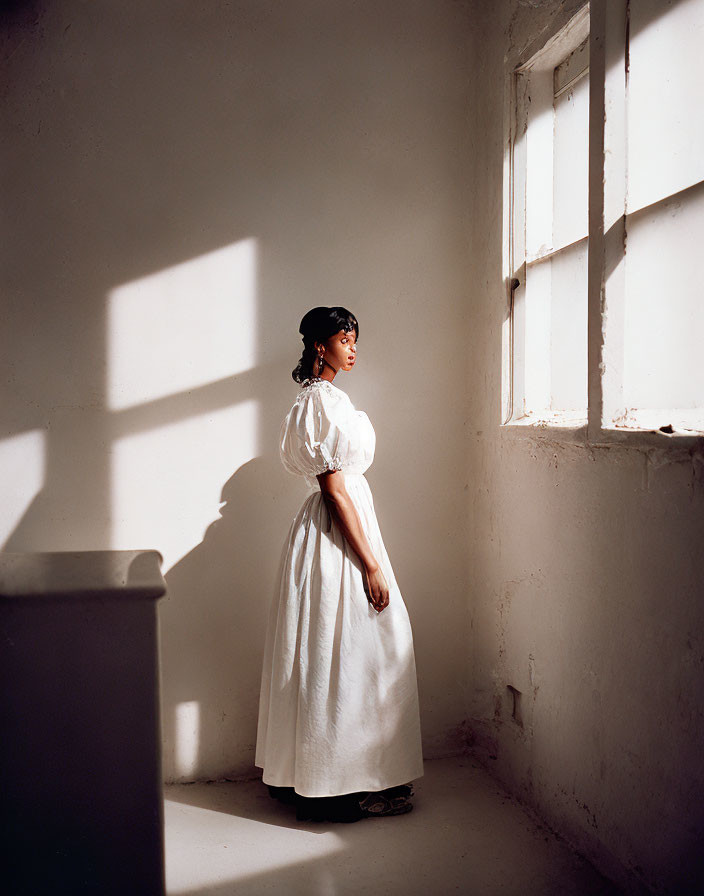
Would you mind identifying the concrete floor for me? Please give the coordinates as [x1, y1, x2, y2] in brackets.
[164, 756, 621, 896]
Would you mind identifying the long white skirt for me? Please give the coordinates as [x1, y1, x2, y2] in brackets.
[255, 472, 424, 797]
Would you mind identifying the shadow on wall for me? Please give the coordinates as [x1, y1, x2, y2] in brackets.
[161, 457, 303, 783]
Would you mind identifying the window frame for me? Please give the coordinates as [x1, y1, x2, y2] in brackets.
[501, 0, 704, 449]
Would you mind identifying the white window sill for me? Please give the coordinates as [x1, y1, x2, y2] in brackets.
[501, 413, 588, 445]
[594, 426, 704, 450]
[501, 413, 704, 449]
[599, 408, 704, 448]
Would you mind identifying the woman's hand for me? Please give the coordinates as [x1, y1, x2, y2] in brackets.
[364, 565, 390, 613]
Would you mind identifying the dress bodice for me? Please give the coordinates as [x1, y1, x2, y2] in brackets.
[279, 378, 376, 489]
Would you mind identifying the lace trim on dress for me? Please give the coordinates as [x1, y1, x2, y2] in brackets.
[305, 438, 344, 475]
[296, 377, 342, 407]
[309, 454, 344, 476]
[299, 376, 337, 392]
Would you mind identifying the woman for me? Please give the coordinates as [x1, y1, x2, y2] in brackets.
[255, 306, 424, 822]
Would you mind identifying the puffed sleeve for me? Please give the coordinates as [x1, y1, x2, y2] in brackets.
[279, 383, 350, 479]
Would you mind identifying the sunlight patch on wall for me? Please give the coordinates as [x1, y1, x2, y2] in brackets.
[111, 400, 259, 570]
[107, 239, 258, 411]
[0, 429, 45, 548]
[175, 701, 201, 780]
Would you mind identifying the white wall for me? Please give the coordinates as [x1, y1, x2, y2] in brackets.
[1, 1, 474, 781]
[466, 1, 704, 893]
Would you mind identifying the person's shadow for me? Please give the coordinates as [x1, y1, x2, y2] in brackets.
[160, 455, 305, 790]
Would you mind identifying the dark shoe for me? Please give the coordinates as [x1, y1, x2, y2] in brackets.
[294, 785, 415, 823]
[358, 790, 413, 817]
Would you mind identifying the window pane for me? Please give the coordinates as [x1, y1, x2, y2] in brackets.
[553, 67, 589, 250]
[627, 0, 704, 213]
[623, 193, 704, 413]
[523, 240, 588, 417]
[550, 239, 588, 412]
[525, 70, 554, 260]
[523, 260, 551, 414]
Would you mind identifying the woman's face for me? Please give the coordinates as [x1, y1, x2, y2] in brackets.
[317, 328, 357, 374]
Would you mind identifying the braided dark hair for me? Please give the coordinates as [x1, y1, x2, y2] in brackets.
[292, 306, 359, 384]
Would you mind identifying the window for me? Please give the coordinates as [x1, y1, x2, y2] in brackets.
[503, 0, 704, 442]
[506, 16, 590, 426]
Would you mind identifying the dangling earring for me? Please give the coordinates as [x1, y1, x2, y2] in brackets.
[317, 352, 324, 376]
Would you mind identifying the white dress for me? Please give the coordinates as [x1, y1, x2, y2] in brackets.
[255, 377, 424, 798]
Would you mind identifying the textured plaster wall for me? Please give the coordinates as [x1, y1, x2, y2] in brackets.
[1, 1, 473, 782]
[466, 2, 704, 894]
